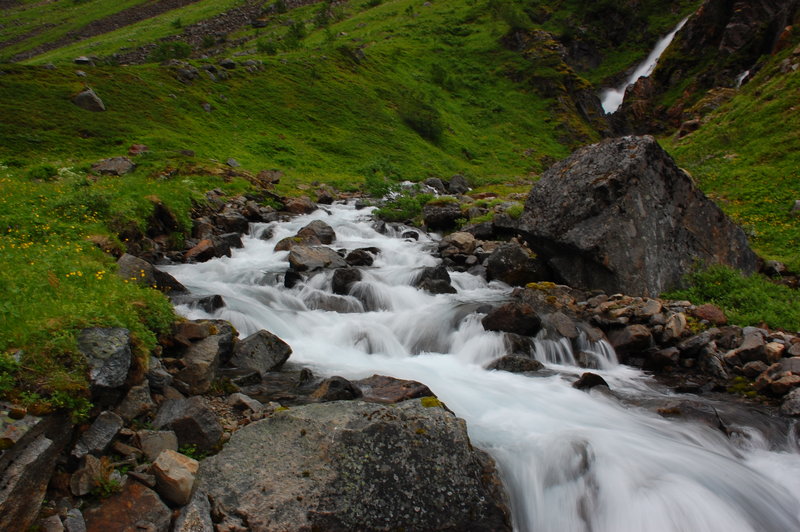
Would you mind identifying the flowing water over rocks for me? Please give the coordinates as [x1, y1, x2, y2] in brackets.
[164, 203, 800, 532]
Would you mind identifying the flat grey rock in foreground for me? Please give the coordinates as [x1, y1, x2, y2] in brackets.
[185, 399, 511, 531]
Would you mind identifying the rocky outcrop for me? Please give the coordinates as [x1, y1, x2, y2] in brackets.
[518, 136, 757, 297]
[184, 399, 511, 531]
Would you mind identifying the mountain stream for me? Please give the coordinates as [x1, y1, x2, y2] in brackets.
[164, 204, 800, 532]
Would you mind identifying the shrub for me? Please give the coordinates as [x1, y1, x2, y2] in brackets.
[397, 95, 444, 143]
[256, 38, 279, 55]
[374, 192, 434, 223]
[26, 164, 58, 181]
[149, 42, 192, 62]
[284, 22, 307, 50]
[664, 265, 800, 331]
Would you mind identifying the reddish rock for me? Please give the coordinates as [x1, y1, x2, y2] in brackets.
[691, 304, 727, 325]
[284, 197, 317, 214]
[353, 375, 432, 403]
[274, 234, 321, 252]
[184, 239, 216, 262]
[84, 481, 171, 532]
[608, 324, 652, 355]
[128, 144, 149, 156]
[151, 450, 199, 506]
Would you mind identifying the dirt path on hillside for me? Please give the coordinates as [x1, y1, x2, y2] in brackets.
[9, 0, 204, 61]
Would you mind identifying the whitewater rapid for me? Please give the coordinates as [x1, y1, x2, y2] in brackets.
[164, 204, 800, 532]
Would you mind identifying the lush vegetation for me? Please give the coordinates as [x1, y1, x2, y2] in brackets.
[665, 266, 800, 331]
[665, 44, 800, 272]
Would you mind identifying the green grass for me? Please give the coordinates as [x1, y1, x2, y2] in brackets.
[664, 266, 800, 332]
[664, 44, 800, 272]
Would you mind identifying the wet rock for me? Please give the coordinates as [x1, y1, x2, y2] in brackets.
[214, 211, 249, 234]
[175, 332, 230, 395]
[151, 449, 199, 506]
[414, 264, 456, 294]
[608, 324, 652, 356]
[114, 383, 155, 422]
[77, 327, 131, 394]
[274, 233, 322, 252]
[353, 375, 433, 404]
[439, 231, 477, 257]
[72, 88, 105, 112]
[345, 248, 375, 266]
[83, 481, 171, 532]
[190, 400, 511, 530]
[486, 242, 549, 286]
[230, 329, 292, 377]
[72, 411, 124, 460]
[218, 232, 243, 249]
[423, 177, 447, 193]
[0, 414, 74, 532]
[645, 347, 680, 370]
[153, 397, 222, 451]
[284, 197, 317, 215]
[310, 376, 363, 401]
[288, 245, 347, 271]
[116, 254, 186, 294]
[573, 372, 609, 390]
[544, 311, 579, 339]
[482, 302, 542, 336]
[518, 136, 757, 296]
[780, 388, 800, 416]
[332, 267, 362, 295]
[487, 355, 545, 373]
[423, 201, 462, 230]
[297, 220, 336, 244]
[136, 430, 179, 462]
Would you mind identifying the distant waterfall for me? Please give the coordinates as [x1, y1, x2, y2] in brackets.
[600, 16, 690, 114]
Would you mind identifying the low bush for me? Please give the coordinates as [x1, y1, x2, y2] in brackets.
[149, 42, 192, 62]
[664, 265, 800, 331]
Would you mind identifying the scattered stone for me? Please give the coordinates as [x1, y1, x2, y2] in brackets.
[288, 245, 347, 271]
[345, 248, 375, 266]
[448, 174, 471, 194]
[77, 328, 131, 393]
[439, 231, 476, 257]
[226, 393, 264, 413]
[297, 220, 336, 244]
[74, 56, 94, 65]
[176, 334, 225, 395]
[151, 450, 199, 506]
[485, 242, 549, 286]
[146, 357, 173, 393]
[91, 157, 135, 176]
[38, 514, 64, 532]
[283, 197, 317, 215]
[482, 302, 542, 336]
[310, 376, 363, 401]
[414, 264, 456, 294]
[332, 267, 362, 295]
[63, 509, 86, 532]
[83, 481, 171, 532]
[230, 329, 292, 377]
[755, 358, 800, 396]
[72, 88, 105, 112]
[153, 397, 222, 451]
[173, 490, 214, 532]
[72, 411, 124, 460]
[691, 304, 728, 325]
[114, 383, 155, 423]
[573, 372, 609, 390]
[423, 201, 462, 230]
[353, 375, 433, 404]
[225, 158, 240, 167]
[136, 430, 179, 462]
[189, 400, 511, 530]
[423, 177, 447, 193]
[70, 455, 104, 497]
[218, 58, 236, 69]
[487, 355, 545, 373]
[116, 253, 186, 293]
[780, 388, 800, 416]
[608, 324, 652, 356]
[765, 342, 785, 364]
[0, 414, 73, 531]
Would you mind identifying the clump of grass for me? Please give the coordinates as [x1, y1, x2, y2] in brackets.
[664, 266, 800, 331]
[149, 41, 192, 62]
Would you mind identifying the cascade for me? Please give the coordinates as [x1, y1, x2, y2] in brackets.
[164, 203, 800, 532]
[600, 17, 690, 114]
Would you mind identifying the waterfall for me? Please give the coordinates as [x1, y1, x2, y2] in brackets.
[164, 203, 800, 532]
[600, 17, 690, 114]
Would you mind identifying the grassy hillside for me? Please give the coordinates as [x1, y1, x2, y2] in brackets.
[665, 43, 800, 273]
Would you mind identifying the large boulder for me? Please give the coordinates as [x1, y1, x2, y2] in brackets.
[230, 329, 292, 377]
[518, 136, 757, 296]
[183, 399, 511, 531]
[486, 242, 550, 286]
[288, 245, 347, 271]
[153, 397, 222, 451]
[77, 327, 131, 395]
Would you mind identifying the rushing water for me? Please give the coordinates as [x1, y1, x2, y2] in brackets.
[600, 17, 690, 114]
[164, 204, 800, 532]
